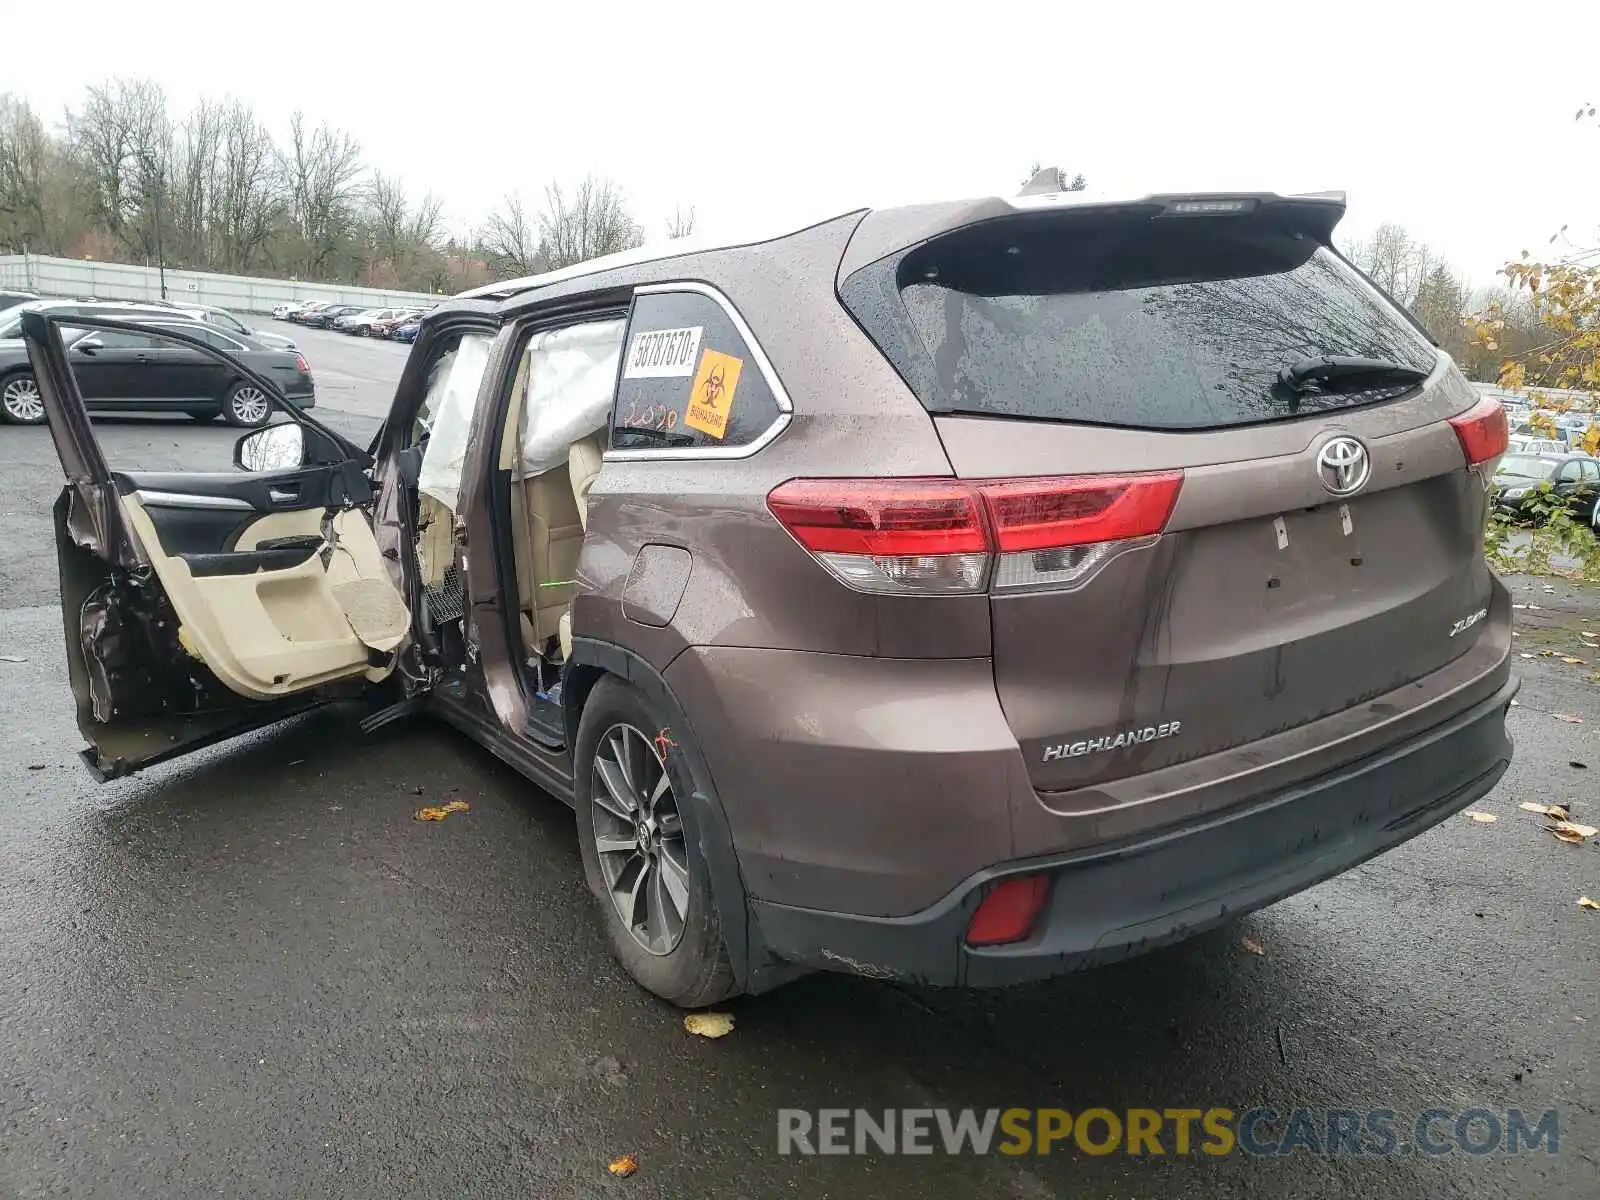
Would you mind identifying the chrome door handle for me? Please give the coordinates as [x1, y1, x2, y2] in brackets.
[268, 488, 298, 504]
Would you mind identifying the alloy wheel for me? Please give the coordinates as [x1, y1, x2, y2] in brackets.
[229, 386, 271, 425]
[2, 375, 43, 423]
[589, 722, 690, 955]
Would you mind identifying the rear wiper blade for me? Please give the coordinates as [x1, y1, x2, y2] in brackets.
[1278, 355, 1430, 394]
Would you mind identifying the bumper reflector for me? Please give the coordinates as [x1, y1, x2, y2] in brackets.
[964, 873, 1051, 946]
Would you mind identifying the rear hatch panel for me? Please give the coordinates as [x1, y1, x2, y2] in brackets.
[839, 196, 1504, 792]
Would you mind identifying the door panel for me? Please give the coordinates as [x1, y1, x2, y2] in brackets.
[120, 495, 401, 698]
[23, 307, 414, 779]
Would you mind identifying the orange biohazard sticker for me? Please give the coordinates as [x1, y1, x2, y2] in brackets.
[683, 349, 743, 440]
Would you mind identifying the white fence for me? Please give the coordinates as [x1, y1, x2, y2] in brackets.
[0, 254, 442, 315]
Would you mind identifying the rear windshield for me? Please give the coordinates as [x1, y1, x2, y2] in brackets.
[1496, 455, 1561, 479]
[840, 212, 1439, 431]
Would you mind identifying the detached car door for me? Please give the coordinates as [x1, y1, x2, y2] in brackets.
[22, 310, 415, 780]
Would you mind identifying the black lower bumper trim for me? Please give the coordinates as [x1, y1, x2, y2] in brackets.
[748, 675, 1517, 990]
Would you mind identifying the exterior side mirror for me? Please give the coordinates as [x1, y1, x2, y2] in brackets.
[74, 337, 102, 355]
[234, 422, 305, 472]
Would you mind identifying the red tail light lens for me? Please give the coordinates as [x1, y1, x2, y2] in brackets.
[293, 353, 310, 372]
[767, 473, 1184, 595]
[978, 472, 1184, 551]
[965, 874, 1051, 946]
[765, 478, 987, 555]
[1448, 398, 1508, 466]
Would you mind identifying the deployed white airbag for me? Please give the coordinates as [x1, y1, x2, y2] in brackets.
[417, 333, 493, 515]
[515, 318, 626, 479]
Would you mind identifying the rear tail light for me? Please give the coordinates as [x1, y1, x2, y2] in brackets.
[1448, 397, 1508, 466]
[766, 472, 1183, 595]
[293, 353, 310, 372]
[965, 874, 1051, 946]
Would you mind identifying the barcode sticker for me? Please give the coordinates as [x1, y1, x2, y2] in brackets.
[623, 326, 702, 378]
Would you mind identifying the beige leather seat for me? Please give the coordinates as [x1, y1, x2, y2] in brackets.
[569, 432, 606, 529]
[557, 432, 608, 659]
[511, 464, 585, 658]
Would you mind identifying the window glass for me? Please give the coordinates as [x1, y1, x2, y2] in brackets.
[611, 290, 783, 451]
[72, 328, 159, 349]
[842, 214, 1439, 431]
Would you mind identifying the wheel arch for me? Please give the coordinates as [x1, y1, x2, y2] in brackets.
[563, 637, 773, 992]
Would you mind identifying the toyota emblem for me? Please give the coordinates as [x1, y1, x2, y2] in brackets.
[1316, 436, 1370, 497]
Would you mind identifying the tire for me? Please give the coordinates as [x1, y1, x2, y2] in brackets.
[1, 371, 46, 425]
[574, 676, 738, 1007]
[220, 380, 274, 427]
[187, 410, 220, 423]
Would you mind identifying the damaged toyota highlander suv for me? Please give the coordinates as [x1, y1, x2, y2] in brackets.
[25, 187, 1515, 1007]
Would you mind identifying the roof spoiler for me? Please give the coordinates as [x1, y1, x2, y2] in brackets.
[1005, 189, 1348, 240]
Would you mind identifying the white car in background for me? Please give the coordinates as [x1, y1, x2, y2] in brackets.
[271, 301, 304, 320]
[172, 304, 298, 352]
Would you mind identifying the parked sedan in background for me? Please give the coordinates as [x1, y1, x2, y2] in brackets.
[366, 309, 423, 337]
[0, 316, 314, 427]
[303, 304, 362, 329]
[271, 301, 304, 319]
[288, 301, 334, 325]
[334, 307, 403, 335]
[0, 290, 39, 312]
[1491, 451, 1600, 528]
[170, 304, 298, 352]
[389, 318, 421, 343]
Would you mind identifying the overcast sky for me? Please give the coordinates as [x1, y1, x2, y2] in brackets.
[10, 0, 1599, 287]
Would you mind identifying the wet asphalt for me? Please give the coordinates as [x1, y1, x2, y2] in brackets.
[1, 324, 1597, 1199]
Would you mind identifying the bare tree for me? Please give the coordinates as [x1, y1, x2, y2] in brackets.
[665, 204, 696, 240]
[0, 95, 57, 251]
[481, 190, 542, 276]
[66, 78, 172, 258]
[366, 170, 444, 281]
[1344, 223, 1437, 308]
[536, 175, 644, 270]
[282, 111, 362, 276]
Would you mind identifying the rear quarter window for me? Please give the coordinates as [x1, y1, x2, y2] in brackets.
[841, 212, 1441, 431]
[611, 289, 784, 452]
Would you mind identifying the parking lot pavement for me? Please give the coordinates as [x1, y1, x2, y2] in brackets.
[2, 338, 1598, 1198]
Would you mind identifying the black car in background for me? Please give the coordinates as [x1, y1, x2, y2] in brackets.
[0, 290, 39, 312]
[1491, 451, 1600, 529]
[0, 314, 314, 427]
[301, 304, 362, 329]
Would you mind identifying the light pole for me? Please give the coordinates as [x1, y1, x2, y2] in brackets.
[142, 151, 167, 300]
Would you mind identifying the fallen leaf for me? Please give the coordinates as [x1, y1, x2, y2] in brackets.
[607, 1154, 638, 1178]
[1240, 936, 1266, 956]
[1520, 802, 1572, 818]
[683, 1012, 736, 1039]
[1560, 657, 1586, 666]
[1520, 652, 1535, 659]
[1510, 699, 1521, 706]
[414, 799, 470, 822]
[1512, 603, 1527, 610]
[1548, 820, 1598, 844]
[1464, 811, 1498, 823]
[1572, 762, 1589, 770]
[1579, 897, 1600, 911]
[1552, 713, 1585, 724]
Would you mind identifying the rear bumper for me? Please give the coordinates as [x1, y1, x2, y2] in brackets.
[748, 672, 1516, 989]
